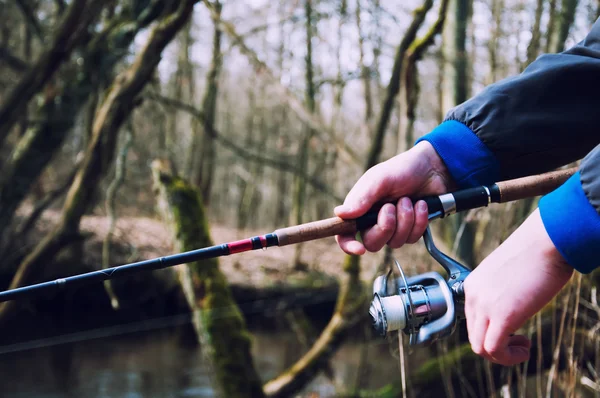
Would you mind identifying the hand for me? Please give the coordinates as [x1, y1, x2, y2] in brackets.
[463, 208, 574, 366]
[334, 141, 456, 255]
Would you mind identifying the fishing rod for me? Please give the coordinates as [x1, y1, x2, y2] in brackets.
[0, 167, 577, 343]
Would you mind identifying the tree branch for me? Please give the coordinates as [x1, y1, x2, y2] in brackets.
[15, 0, 44, 41]
[0, 47, 28, 72]
[147, 93, 343, 202]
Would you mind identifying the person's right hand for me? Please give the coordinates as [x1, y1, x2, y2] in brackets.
[334, 141, 456, 255]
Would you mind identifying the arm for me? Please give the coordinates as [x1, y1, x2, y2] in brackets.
[418, 18, 600, 187]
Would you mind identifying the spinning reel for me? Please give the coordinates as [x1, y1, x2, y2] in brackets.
[369, 218, 471, 345]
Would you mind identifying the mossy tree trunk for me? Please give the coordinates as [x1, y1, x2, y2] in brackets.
[151, 159, 265, 398]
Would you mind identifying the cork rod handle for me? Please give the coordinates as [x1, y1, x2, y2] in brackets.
[496, 167, 577, 203]
[274, 217, 359, 246]
[273, 167, 578, 247]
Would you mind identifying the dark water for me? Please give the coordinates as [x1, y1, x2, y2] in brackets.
[0, 315, 402, 397]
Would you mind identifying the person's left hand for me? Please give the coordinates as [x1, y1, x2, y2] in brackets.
[463, 208, 574, 366]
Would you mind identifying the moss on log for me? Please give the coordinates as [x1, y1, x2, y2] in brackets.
[151, 159, 265, 398]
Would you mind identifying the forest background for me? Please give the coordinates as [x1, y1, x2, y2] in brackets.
[0, 0, 599, 396]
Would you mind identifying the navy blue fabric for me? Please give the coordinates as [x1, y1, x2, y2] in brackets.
[415, 120, 500, 188]
[539, 172, 600, 274]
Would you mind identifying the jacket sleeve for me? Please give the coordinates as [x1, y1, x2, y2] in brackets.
[538, 146, 600, 273]
[417, 17, 600, 188]
[415, 18, 600, 274]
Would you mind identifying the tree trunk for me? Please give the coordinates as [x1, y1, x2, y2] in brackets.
[404, 0, 450, 150]
[441, 0, 475, 266]
[151, 159, 265, 398]
[526, 0, 544, 67]
[291, 0, 317, 269]
[545, 0, 559, 53]
[488, 0, 504, 83]
[197, 0, 223, 206]
[550, 0, 579, 53]
[355, 0, 372, 123]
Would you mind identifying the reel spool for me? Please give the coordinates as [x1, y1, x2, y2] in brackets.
[368, 226, 471, 345]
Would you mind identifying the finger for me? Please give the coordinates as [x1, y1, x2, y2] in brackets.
[406, 200, 429, 244]
[468, 315, 489, 356]
[335, 234, 366, 255]
[508, 334, 532, 350]
[362, 204, 396, 252]
[484, 323, 530, 365]
[388, 198, 414, 248]
[334, 169, 391, 219]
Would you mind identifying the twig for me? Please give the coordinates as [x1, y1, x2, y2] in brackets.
[546, 282, 573, 397]
[399, 334, 407, 398]
[0, 47, 28, 72]
[101, 120, 133, 310]
[567, 274, 583, 396]
[14, 155, 83, 239]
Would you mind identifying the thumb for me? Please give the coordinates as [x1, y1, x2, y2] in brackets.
[335, 168, 393, 219]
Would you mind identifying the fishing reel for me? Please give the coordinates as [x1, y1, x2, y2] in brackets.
[369, 225, 471, 345]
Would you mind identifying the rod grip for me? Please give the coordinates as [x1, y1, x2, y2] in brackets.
[274, 217, 359, 246]
[495, 167, 577, 203]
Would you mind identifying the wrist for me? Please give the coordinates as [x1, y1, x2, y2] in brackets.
[413, 141, 458, 192]
[415, 120, 500, 188]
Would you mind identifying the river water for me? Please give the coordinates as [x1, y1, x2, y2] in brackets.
[0, 315, 403, 397]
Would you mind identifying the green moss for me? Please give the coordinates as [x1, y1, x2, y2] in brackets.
[152, 160, 265, 397]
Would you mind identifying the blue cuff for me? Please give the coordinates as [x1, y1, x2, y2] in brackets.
[415, 120, 500, 188]
[539, 172, 600, 274]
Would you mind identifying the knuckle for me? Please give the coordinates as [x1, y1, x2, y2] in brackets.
[483, 340, 502, 356]
[471, 343, 483, 355]
[364, 240, 383, 253]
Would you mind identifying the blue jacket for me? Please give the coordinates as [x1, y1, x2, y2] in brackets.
[417, 18, 600, 274]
